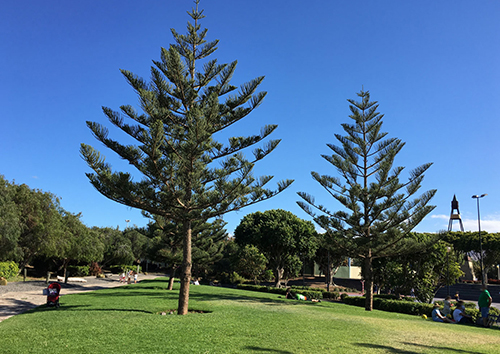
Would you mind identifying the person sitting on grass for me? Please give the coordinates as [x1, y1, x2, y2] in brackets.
[285, 288, 320, 302]
[453, 301, 473, 324]
[432, 303, 455, 323]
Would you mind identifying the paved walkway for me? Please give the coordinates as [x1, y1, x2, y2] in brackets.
[0, 274, 162, 322]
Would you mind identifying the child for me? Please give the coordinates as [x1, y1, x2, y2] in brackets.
[442, 296, 453, 317]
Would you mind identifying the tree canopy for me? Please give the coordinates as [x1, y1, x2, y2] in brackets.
[234, 209, 318, 287]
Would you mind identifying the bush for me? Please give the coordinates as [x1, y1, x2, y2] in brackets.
[89, 262, 102, 276]
[0, 261, 19, 279]
[0, 277, 7, 286]
[342, 295, 484, 321]
[67, 265, 89, 277]
[110, 265, 141, 274]
[260, 270, 274, 282]
[343, 295, 434, 316]
[322, 291, 340, 300]
[230, 272, 246, 285]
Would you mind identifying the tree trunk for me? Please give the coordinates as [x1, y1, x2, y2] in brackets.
[177, 220, 192, 315]
[63, 259, 70, 284]
[364, 253, 373, 311]
[274, 267, 284, 288]
[168, 266, 176, 291]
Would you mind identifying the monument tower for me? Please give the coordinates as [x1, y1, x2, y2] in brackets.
[448, 194, 464, 232]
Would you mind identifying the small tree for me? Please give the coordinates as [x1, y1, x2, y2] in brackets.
[11, 183, 63, 273]
[314, 232, 346, 288]
[0, 176, 21, 262]
[81, 1, 292, 314]
[236, 244, 268, 284]
[298, 90, 436, 310]
[234, 209, 318, 287]
[58, 211, 104, 281]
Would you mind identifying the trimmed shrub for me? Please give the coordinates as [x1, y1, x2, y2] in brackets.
[342, 295, 484, 321]
[343, 295, 434, 316]
[0, 261, 19, 279]
[322, 291, 340, 300]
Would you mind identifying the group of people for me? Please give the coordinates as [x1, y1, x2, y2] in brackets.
[119, 270, 138, 284]
[431, 285, 494, 327]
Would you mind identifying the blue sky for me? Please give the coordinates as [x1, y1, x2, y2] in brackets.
[1, 1, 499, 235]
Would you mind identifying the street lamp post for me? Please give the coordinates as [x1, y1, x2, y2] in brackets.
[446, 246, 451, 296]
[472, 194, 487, 287]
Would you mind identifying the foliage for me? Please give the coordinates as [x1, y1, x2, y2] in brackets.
[314, 232, 346, 286]
[67, 265, 90, 277]
[298, 90, 436, 310]
[235, 244, 267, 284]
[80, 1, 291, 314]
[109, 264, 142, 274]
[89, 262, 102, 276]
[229, 271, 246, 284]
[372, 235, 463, 303]
[0, 176, 21, 261]
[234, 209, 318, 287]
[0, 261, 19, 279]
[10, 181, 65, 272]
[95, 227, 135, 266]
[445, 231, 500, 281]
[57, 211, 104, 278]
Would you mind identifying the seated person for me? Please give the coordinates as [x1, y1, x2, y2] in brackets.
[453, 301, 472, 324]
[285, 288, 320, 302]
[432, 303, 454, 323]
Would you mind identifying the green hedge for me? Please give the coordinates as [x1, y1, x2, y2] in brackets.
[0, 261, 19, 279]
[342, 295, 483, 321]
[236, 284, 324, 300]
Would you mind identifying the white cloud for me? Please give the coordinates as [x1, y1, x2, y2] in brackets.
[431, 214, 500, 233]
[431, 214, 449, 220]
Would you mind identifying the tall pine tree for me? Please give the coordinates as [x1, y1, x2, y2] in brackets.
[81, 1, 292, 314]
[298, 90, 436, 311]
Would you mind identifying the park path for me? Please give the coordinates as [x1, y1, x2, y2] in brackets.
[0, 274, 162, 323]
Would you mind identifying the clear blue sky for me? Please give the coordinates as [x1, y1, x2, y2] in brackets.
[1, 1, 499, 235]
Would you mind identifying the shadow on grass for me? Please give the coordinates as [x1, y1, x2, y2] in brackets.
[1, 298, 40, 317]
[244, 346, 293, 353]
[356, 343, 484, 354]
[33, 304, 154, 315]
[402, 342, 484, 354]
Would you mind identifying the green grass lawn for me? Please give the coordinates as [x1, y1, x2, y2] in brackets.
[0, 278, 498, 354]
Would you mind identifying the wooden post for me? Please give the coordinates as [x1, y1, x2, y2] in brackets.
[24, 268, 27, 282]
[46, 271, 50, 285]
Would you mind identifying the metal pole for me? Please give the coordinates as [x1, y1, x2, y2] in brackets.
[477, 198, 485, 287]
[472, 194, 487, 287]
[446, 249, 450, 296]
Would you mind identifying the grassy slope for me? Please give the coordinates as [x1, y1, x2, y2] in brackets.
[0, 278, 498, 354]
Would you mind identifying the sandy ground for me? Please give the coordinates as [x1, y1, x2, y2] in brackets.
[0, 274, 162, 323]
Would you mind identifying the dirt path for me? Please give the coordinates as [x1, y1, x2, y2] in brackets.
[0, 274, 162, 323]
